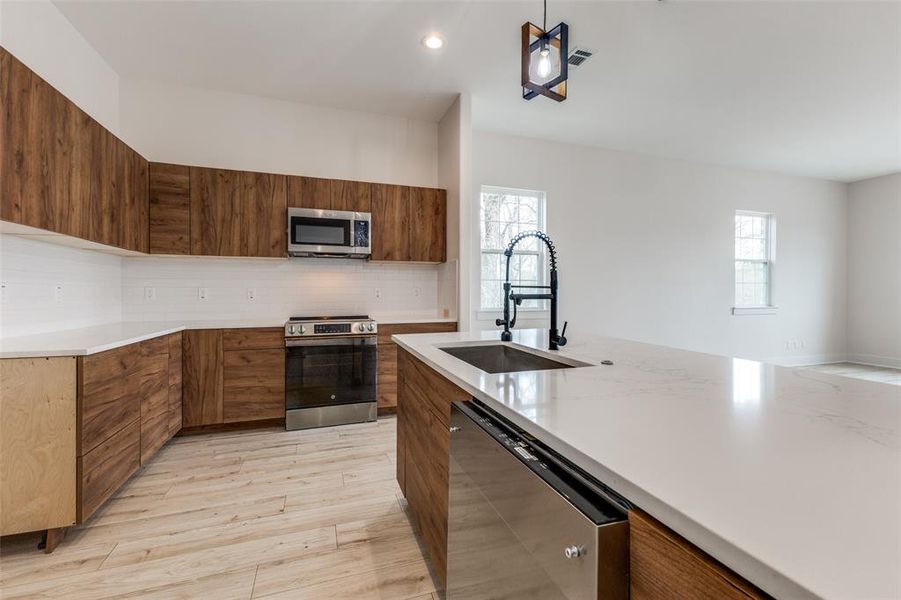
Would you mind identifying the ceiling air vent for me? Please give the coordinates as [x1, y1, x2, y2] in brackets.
[567, 47, 593, 68]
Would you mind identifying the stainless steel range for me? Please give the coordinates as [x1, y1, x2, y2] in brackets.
[284, 315, 378, 430]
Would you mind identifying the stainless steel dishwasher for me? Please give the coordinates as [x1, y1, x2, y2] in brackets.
[447, 401, 630, 600]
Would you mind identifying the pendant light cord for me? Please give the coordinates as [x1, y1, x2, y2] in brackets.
[543, 0, 547, 31]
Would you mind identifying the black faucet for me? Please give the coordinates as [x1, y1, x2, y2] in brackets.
[495, 230, 568, 350]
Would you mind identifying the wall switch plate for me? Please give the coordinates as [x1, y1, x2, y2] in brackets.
[247, 288, 256, 301]
[0, 283, 6, 304]
[198, 287, 208, 301]
[413, 287, 421, 297]
[144, 287, 156, 301]
[54, 284, 63, 303]
[375, 288, 381, 299]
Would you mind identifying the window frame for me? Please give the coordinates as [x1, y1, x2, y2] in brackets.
[478, 185, 549, 316]
[732, 210, 778, 316]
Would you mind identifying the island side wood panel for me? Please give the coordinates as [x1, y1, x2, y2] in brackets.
[629, 509, 771, 600]
[396, 348, 470, 586]
[0, 357, 77, 536]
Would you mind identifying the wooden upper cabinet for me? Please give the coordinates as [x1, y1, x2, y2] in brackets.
[149, 163, 191, 255]
[410, 187, 446, 262]
[371, 183, 411, 261]
[1, 47, 149, 252]
[287, 176, 331, 209]
[190, 167, 286, 257]
[331, 180, 371, 213]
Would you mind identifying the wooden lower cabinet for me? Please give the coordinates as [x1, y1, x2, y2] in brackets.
[396, 348, 469, 587]
[377, 322, 457, 413]
[183, 328, 285, 427]
[168, 332, 184, 436]
[76, 334, 182, 523]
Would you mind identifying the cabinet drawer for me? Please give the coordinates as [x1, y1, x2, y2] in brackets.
[78, 418, 140, 522]
[223, 328, 284, 351]
[79, 347, 141, 455]
[223, 349, 285, 422]
[378, 322, 457, 345]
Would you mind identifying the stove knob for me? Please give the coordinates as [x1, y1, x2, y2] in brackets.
[300, 326, 306, 334]
[358, 323, 366, 332]
[288, 325, 297, 335]
[368, 323, 375, 332]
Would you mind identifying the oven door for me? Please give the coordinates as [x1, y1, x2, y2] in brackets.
[285, 336, 377, 412]
[288, 207, 365, 255]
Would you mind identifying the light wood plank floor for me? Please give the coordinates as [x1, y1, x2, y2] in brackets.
[804, 362, 900, 386]
[0, 416, 443, 600]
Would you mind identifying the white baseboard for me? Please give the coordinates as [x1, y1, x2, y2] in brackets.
[845, 353, 901, 369]
[766, 354, 847, 368]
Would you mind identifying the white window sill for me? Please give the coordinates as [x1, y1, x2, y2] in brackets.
[732, 306, 778, 316]
[477, 309, 550, 322]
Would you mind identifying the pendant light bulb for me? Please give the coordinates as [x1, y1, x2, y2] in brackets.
[537, 45, 552, 78]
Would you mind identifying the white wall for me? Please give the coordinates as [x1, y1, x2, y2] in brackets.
[118, 78, 438, 187]
[0, 236, 123, 338]
[471, 131, 849, 365]
[0, 0, 121, 134]
[121, 257, 444, 324]
[847, 173, 901, 367]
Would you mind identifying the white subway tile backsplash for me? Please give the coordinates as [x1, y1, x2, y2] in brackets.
[1, 234, 457, 338]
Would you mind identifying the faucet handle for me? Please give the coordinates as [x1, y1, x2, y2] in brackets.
[558, 321, 568, 347]
[495, 318, 506, 327]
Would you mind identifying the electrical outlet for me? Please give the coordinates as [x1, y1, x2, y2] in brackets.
[247, 288, 256, 301]
[144, 287, 156, 301]
[413, 287, 421, 297]
[198, 287, 208, 301]
[54, 284, 63, 303]
[0, 283, 6, 304]
[375, 288, 381, 299]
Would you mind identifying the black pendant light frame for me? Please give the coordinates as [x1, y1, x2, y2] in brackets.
[521, 0, 569, 102]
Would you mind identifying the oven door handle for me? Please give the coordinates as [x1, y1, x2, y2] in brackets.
[286, 336, 377, 348]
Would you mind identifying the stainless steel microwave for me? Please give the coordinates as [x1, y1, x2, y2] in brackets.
[287, 207, 371, 258]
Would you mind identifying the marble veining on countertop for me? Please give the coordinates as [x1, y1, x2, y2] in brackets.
[392, 328, 901, 600]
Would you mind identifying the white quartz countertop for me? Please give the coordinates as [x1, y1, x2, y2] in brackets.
[392, 328, 901, 600]
[0, 316, 457, 358]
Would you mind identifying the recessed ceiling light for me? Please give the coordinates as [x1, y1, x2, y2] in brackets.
[422, 33, 445, 50]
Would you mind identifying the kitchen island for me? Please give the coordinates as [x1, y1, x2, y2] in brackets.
[393, 328, 900, 600]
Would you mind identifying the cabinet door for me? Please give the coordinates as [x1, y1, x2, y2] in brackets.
[183, 329, 224, 426]
[331, 180, 371, 213]
[371, 183, 411, 261]
[191, 167, 286, 257]
[168, 332, 183, 436]
[410, 187, 446, 263]
[149, 163, 191, 255]
[119, 148, 149, 253]
[223, 349, 285, 423]
[190, 167, 243, 256]
[287, 176, 331, 209]
[243, 171, 287, 257]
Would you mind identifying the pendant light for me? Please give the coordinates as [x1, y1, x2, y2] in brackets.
[521, 0, 569, 102]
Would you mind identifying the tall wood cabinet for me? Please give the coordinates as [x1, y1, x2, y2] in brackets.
[183, 328, 285, 428]
[0, 47, 149, 252]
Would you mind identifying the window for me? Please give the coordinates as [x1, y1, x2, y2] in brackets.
[734, 210, 775, 311]
[480, 186, 547, 312]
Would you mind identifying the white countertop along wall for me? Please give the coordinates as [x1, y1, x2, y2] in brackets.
[393, 328, 901, 600]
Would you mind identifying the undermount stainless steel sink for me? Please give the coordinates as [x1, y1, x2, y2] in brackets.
[439, 343, 590, 374]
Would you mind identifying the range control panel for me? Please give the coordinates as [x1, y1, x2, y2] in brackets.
[285, 318, 377, 338]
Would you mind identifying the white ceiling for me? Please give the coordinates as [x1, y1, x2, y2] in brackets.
[55, 0, 900, 182]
